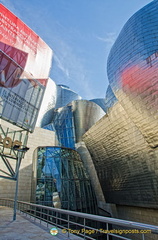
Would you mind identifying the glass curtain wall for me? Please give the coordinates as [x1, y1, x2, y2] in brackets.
[53, 106, 76, 149]
[35, 146, 97, 214]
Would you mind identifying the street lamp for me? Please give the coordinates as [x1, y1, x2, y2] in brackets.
[13, 146, 29, 221]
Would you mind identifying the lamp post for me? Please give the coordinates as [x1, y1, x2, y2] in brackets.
[13, 146, 29, 221]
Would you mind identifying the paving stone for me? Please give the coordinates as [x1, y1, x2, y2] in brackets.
[0, 207, 83, 240]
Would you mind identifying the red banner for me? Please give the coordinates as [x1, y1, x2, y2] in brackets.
[0, 4, 52, 131]
[0, 4, 53, 79]
[0, 49, 47, 132]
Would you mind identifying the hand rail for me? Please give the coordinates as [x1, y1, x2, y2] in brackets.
[0, 198, 158, 240]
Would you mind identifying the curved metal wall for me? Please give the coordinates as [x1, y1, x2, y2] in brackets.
[104, 85, 118, 112]
[72, 100, 105, 143]
[52, 100, 105, 148]
[83, 101, 158, 207]
[37, 83, 81, 128]
[83, 0, 158, 208]
[89, 98, 107, 112]
[107, 0, 158, 148]
[55, 84, 82, 109]
[52, 105, 76, 149]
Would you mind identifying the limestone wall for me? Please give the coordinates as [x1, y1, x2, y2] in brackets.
[0, 120, 56, 202]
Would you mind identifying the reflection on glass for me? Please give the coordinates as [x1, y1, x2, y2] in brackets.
[35, 146, 97, 213]
[53, 106, 76, 149]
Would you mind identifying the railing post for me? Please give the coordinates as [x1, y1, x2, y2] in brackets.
[106, 223, 109, 240]
[0, 198, 158, 239]
[47, 209, 48, 228]
[34, 205, 36, 222]
[56, 211, 58, 226]
[23, 203, 24, 215]
[40, 208, 41, 224]
[83, 218, 86, 239]
[13, 156, 20, 221]
[68, 215, 70, 238]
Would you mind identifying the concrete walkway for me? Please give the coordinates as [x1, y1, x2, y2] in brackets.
[0, 206, 83, 240]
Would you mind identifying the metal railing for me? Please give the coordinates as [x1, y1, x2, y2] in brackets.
[0, 198, 158, 240]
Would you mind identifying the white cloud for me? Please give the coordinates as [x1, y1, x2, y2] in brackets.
[1, 1, 99, 100]
[96, 32, 117, 50]
[49, 32, 94, 99]
[54, 55, 70, 78]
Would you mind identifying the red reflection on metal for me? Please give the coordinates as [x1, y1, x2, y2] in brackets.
[121, 64, 158, 95]
[121, 62, 158, 113]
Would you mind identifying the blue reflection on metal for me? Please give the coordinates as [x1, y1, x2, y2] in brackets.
[104, 85, 118, 111]
[55, 84, 81, 109]
[89, 98, 107, 112]
[107, 0, 158, 91]
[43, 123, 55, 131]
[53, 106, 76, 149]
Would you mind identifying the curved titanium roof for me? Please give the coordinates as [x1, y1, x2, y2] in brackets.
[89, 98, 107, 112]
[107, 0, 158, 148]
[51, 99, 105, 148]
[38, 82, 81, 128]
[107, 0, 158, 89]
[71, 100, 105, 142]
[83, 0, 158, 207]
[55, 84, 82, 109]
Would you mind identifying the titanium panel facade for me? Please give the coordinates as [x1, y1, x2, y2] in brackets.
[72, 100, 105, 143]
[89, 98, 107, 112]
[53, 105, 76, 149]
[83, 0, 158, 208]
[107, 0, 158, 148]
[52, 100, 105, 148]
[104, 85, 117, 112]
[38, 84, 81, 128]
[35, 86, 103, 211]
[83, 102, 158, 207]
[55, 85, 82, 109]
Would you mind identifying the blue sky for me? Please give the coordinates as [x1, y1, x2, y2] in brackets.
[1, 0, 152, 99]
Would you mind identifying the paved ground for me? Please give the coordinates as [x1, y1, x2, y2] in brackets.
[0, 206, 83, 240]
